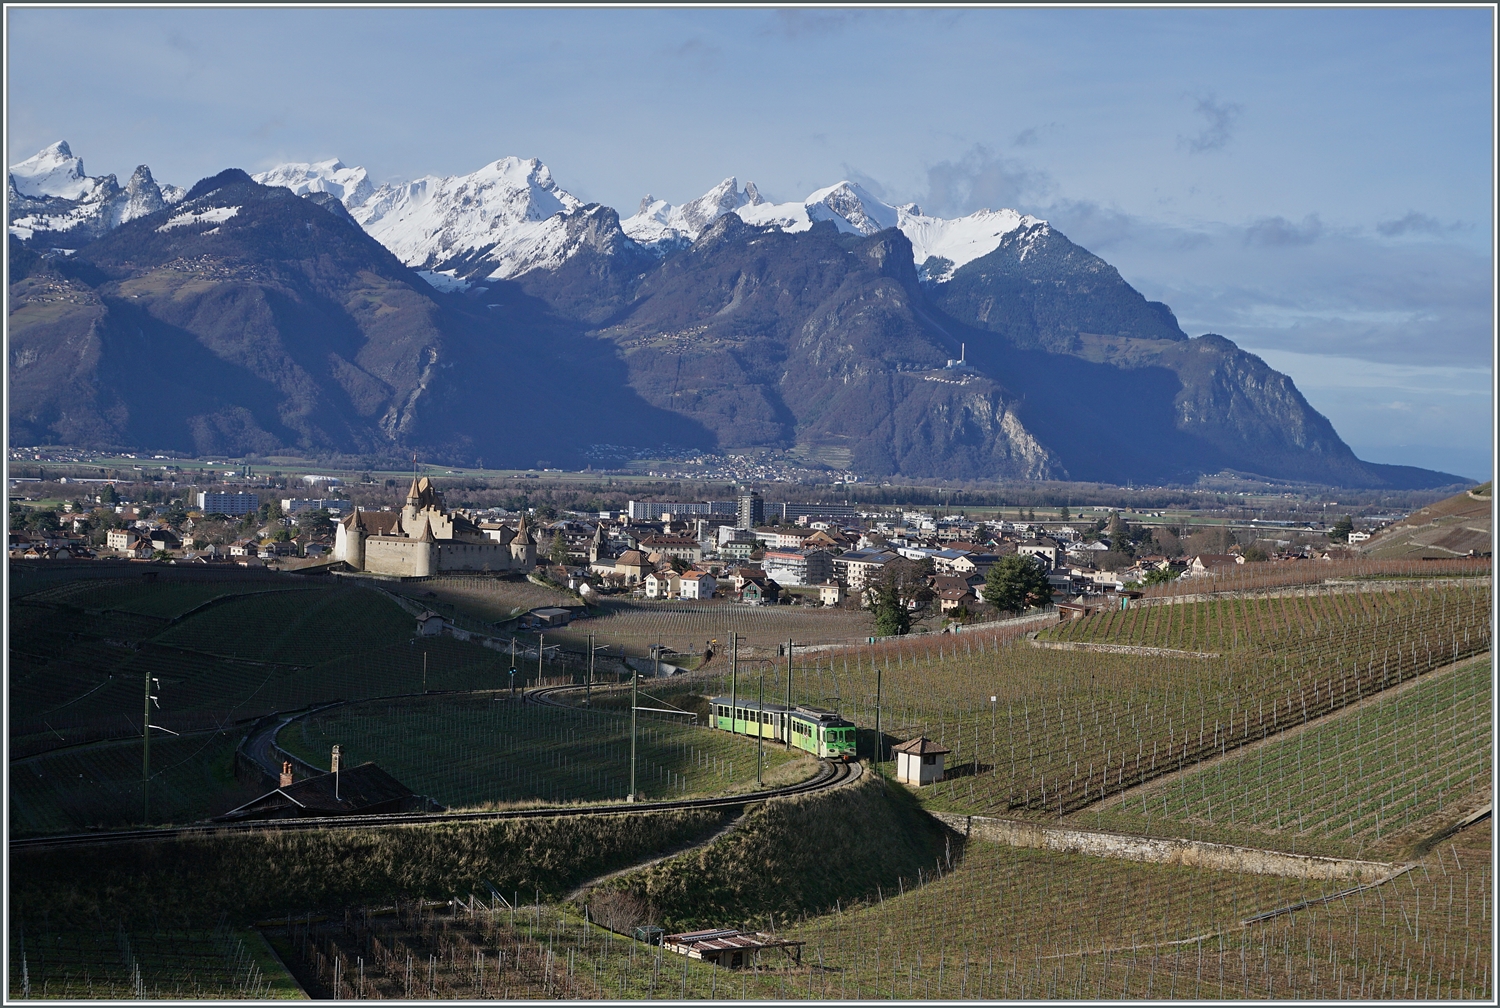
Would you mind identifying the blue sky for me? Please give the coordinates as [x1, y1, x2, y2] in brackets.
[8, 7, 1494, 480]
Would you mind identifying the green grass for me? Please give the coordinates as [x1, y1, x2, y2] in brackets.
[276, 693, 811, 808]
[9, 728, 259, 836]
[1077, 656, 1492, 859]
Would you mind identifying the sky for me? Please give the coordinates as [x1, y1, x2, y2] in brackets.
[8, 6, 1495, 480]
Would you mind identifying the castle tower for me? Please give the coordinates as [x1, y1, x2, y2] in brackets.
[511, 515, 536, 568]
[334, 512, 367, 570]
[588, 522, 607, 564]
[413, 513, 436, 577]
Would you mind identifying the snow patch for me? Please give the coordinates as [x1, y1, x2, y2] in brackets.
[416, 269, 471, 292]
[621, 177, 764, 246]
[156, 205, 240, 232]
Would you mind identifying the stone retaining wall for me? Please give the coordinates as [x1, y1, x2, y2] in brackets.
[931, 812, 1397, 882]
[1028, 639, 1220, 659]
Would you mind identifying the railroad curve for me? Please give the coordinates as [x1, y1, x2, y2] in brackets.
[11, 684, 860, 853]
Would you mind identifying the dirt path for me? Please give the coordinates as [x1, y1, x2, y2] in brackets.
[1068, 650, 1491, 818]
[564, 810, 748, 903]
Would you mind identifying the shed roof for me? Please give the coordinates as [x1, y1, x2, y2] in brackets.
[892, 736, 951, 756]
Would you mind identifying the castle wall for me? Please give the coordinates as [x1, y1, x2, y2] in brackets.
[434, 540, 514, 573]
[363, 537, 434, 577]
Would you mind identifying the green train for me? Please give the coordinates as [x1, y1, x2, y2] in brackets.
[708, 697, 857, 760]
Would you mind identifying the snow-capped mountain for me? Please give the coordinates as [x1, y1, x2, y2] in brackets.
[623, 174, 1042, 280]
[8, 141, 185, 247]
[251, 158, 372, 207]
[621, 177, 764, 247]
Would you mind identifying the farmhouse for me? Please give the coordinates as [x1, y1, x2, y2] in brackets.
[333, 477, 534, 577]
[215, 762, 436, 821]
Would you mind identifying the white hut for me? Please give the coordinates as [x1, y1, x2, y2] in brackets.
[892, 737, 951, 786]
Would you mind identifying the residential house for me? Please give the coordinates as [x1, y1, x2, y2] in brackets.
[831, 549, 898, 591]
[937, 585, 978, 613]
[1017, 536, 1064, 569]
[228, 538, 257, 557]
[644, 569, 681, 599]
[803, 527, 851, 550]
[754, 528, 813, 550]
[148, 529, 182, 553]
[740, 579, 781, 605]
[817, 583, 845, 606]
[106, 528, 153, 557]
[761, 548, 833, 587]
[679, 570, 717, 600]
[638, 534, 704, 564]
[1188, 554, 1243, 577]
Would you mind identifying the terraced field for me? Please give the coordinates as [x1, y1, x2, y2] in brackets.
[544, 599, 878, 658]
[1078, 656, 1492, 859]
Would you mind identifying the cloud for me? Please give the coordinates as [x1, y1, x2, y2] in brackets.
[1244, 214, 1323, 247]
[1376, 211, 1446, 236]
[1179, 92, 1242, 153]
[764, 10, 859, 39]
[917, 144, 1053, 218]
[1011, 123, 1058, 147]
[666, 36, 722, 68]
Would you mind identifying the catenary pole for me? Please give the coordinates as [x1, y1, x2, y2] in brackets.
[629, 673, 639, 801]
[142, 670, 152, 823]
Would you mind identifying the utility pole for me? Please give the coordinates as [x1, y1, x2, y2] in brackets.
[538, 631, 545, 684]
[785, 639, 793, 750]
[142, 670, 153, 824]
[509, 637, 517, 696]
[729, 627, 738, 737]
[757, 663, 765, 784]
[423, 651, 428, 692]
[875, 663, 883, 768]
[587, 633, 595, 707]
[628, 673, 639, 801]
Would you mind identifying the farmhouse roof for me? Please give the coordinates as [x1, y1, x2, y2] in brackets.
[892, 736, 951, 756]
[217, 762, 419, 818]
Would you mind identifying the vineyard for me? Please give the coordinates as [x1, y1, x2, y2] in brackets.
[388, 575, 580, 628]
[1080, 656, 1492, 858]
[689, 578, 1491, 825]
[10, 729, 257, 836]
[277, 693, 812, 808]
[8, 917, 298, 1000]
[262, 820, 1491, 1000]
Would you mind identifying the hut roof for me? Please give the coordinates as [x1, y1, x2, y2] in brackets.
[891, 737, 951, 756]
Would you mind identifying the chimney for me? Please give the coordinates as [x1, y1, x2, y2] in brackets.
[279, 761, 294, 788]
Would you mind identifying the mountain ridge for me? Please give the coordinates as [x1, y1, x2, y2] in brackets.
[6, 143, 1470, 489]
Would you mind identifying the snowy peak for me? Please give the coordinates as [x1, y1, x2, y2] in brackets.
[252, 158, 373, 207]
[8, 140, 100, 200]
[7, 141, 188, 246]
[340, 154, 594, 272]
[622, 176, 764, 246]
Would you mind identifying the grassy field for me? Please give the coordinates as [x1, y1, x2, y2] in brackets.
[386, 574, 580, 630]
[543, 598, 879, 658]
[1075, 656, 1492, 859]
[9, 728, 260, 836]
[276, 692, 812, 807]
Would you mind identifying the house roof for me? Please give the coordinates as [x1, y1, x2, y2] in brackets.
[615, 549, 647, 566]
[220, 762, 417, 817]
[344, 510, 402, 536]
[892, 736, 951, 756]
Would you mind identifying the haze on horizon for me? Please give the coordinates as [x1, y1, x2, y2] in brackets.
[7, 6, 1493, 481]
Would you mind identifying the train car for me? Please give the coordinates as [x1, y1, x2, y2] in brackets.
[708, 696, 857, 760]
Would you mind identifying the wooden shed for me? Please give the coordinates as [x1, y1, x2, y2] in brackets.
[892, 737, 951, 786]
[662, 929, 804, 969]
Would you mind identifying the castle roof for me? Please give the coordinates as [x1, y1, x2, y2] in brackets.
[343, 510, 402, 536]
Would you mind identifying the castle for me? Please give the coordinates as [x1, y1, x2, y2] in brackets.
[333, 477, 535, 577]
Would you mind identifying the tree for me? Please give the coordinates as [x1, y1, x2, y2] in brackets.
[1142, 566, 1179, 586]
[1329, 515, 1354, 543]
[298, 509, 336, 539]
[1058, 505, 1070, 520]
[271, 524, 293, 543]
[867, 581, 911, 637]
[982, 554, 1051, 615]
[1242, 544, 1269, 562]
[548, 533, 569, 566]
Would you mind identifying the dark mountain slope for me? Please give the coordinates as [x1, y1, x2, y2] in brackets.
[8, 171, 711, 464]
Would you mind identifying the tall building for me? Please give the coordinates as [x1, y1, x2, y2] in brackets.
[737, 490, 764, 530]
[196, 491, 260, 516]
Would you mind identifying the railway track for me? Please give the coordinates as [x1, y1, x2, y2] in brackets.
[11, 684, 859, 853]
